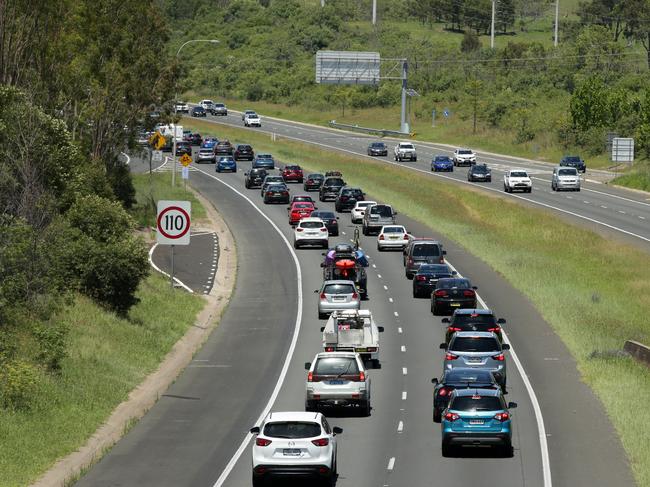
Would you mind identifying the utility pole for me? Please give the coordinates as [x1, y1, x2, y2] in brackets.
[372, 0, 377, 25]
[554, 0, 559, 47]
[321, 0, 324, 6]
[400, 60, 408, 134]
[490, 0, 496, 49]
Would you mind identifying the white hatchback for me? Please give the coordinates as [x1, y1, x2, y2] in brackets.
[377, 225, 409, 251]
[294, 218, 329, 249]
[351, 200, 377, 224]
[250, 411, 342, 486]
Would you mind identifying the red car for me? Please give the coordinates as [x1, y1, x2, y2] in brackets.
[282, 165, 304, 183]
[288, 202, 315, 225]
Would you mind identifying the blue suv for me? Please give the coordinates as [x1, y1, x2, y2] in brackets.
[441, 388, 517, 457]
[216, 156, 237, 173]
[431, 155, 453, 172]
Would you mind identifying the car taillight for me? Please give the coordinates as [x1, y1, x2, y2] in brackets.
[266, 191, 272, 196]
[256, 438, 272, 446]
[340, 196, 348, 201]
[312, 438, 329, 447]
[439, 257, 445, 263]
[438, 387, 449, 397]
[321, 227, 327, 231]
[416, 275, 426, 281]
[325, 346, 334, 352]
[282, 191, 289, 195]
[367, 347, 377, 352]
[296, 228, 303, 232]
[434, 290, 448, 297]
[445, 352, 458, 360]
[320, 293, 326, 300]
[379, 234, 385, 240]
[487, 326, 501, 333]
[330, 220, 336, 224]
[492, 353, 505, 361]
[359, 371, 365, 381]
[448, 326, 462, 332]
[308, 179, 313, 183]
[351, 292, 358, 300]
[444, 412, 460, 422]
[463, 290, 475, 297]
[494, 412, 510, 422]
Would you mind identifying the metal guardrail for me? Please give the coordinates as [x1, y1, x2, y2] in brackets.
[329, 120, 414, 138]
[624, 340, 650, 367]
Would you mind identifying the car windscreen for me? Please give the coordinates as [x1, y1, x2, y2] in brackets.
[437, 279, 470, 289]
[412, 244, 440, 257]
[565, 156, 580, 162]
[285, 165, 301, 170]
[559, 169, 577, 176]
[452, 314, 495, 325]
[383, 227, 405, 233]
[459, 150, 473, 154]
[473, 166, 489, 173]
[301, 221, 323, 229]
[342, 189, 362, 196]
[371, 143, 385, 148]
[450, 395, 503, 412]
[323, 284, 355, 295]
[264, 421, 321, 439]
[314, 356, 359, 375]
[446, 369, 494, 384]
[435, 156, 450, 162]
[199, 149, 213, 154]
[511, 171, 528, 177]
[238, 145, 251, 150]
[358, 202, 374, 208]
[450, 337, 500, 352]
[214, 104, 224, 107]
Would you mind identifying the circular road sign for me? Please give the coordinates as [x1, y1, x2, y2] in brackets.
[157, 205, 191, 240]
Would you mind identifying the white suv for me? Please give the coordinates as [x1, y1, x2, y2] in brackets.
[250, 411, 342, 486]
[244, 112, 262, 127]
[453, 148, 477, 166]
[305, 351, 371, 416]
[294, 218, 329, 249]
[351, 200, 377, 224]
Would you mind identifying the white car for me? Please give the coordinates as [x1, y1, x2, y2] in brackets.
[351, 200, 377, 224]
[250, 411, 342, 486]
[453, 148, 476, 166]
[244, 112, 261, 127]
[294, 218, 329, 249]
[394, 142, 417, 162]
[242, 109, 256, 120]
[199, 99, 214, 111]
[305, 351, 371, 415]
[504, 169, 532, 193]
[377, 225, 409, 251]
[174, 101, 189, 113]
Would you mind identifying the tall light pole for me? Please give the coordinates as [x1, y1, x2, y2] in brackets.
[172, 39, 219, 187]
[490, 0, 496, 49]
[554, 0, 560, 47]
[372, 0, 377, 25]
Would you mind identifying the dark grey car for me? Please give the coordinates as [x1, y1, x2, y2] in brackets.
[362, 204, 396, 236]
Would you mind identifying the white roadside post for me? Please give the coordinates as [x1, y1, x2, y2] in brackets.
[156, 200, 191, 288]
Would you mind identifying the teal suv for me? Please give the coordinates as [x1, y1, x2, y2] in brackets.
[441, 388, 517, 457]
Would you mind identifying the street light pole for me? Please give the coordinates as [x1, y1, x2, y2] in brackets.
[490, 0, 496, 49]
[172, 39, 219, 187]
[554, 0, 560, 47]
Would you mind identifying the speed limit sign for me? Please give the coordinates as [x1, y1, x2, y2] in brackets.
[156, 200, 191, 245]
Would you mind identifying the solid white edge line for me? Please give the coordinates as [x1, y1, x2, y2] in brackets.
[444, 260, 552, 487]
[147, 243, 194, 293]
[192, 167, 304, 487]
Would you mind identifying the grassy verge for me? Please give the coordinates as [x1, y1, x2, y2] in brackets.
[185, 117, 650, 485]
[0, 177, 207, 487]
[612, 162, 650, 192]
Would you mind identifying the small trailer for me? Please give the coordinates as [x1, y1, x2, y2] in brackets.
[322, 310, 382, 367]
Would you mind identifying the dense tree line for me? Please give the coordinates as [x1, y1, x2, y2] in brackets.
[0, 1, 174, 409]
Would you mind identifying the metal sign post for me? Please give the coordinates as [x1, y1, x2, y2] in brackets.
[156, 200, 191, 288]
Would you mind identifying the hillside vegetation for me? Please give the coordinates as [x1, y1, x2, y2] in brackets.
[169, 0, 650, 168]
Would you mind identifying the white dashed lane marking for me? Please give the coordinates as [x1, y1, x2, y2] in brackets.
[397, 421, 404, 433]
[389, 297, 393, 303]
[383, 285, 388, 290]
[400, 345, 406, 352]
[402, 367, 408, 375]
[394, 311, 399, 317]
[398, 327, 403, 334]
[387, 458, 395, 471]
[402, 391, 407, 400]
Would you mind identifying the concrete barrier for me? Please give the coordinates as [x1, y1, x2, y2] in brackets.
[624, 340, 650, 367]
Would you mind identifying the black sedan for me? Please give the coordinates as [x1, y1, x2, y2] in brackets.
[467, 164, 492, 182]
[191, 106, 207, 117]
[431, 368, 499, 422]
[263, 184, 290, 204]
[560, 155, 586, 173]
[430, 278, 477, 315]
[367, 141, 388, 156]
[176, 141, 192, 157]
[234, 144, 254, 161]
[442, 308, 506, 344]
[244, 168, 268, 189]
[184, 133, 203, 146]
[303, 173, 324, 191]
[311, 210, 339, 236]
[412, 264, 456, 298]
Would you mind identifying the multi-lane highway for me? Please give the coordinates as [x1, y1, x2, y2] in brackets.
[196, 109, 650, 250]
[76, 144, 635, 487]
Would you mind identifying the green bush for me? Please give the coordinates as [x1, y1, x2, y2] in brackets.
[66, 194, 135, 243]
[0, 360, 41, 410]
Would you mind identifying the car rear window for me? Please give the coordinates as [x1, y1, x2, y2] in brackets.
[452, 314, 495, 326]
[357, 202, 374, 208]
[314, 357, 359, 375]
[294, 203, 312, 209]
[301, 221, 323, 229]
[266, 177, 283, 182]
[419, 264, 449, 273]
[285, 165, 301, 170]
[314, 212, 335, 219]
[412, 244, 440, 257]
[450, 395, 504, 412]
[401, 144, 414, 149]
[446, 369, 494, 384]
[383, 227, 405, 233]
[438, 278, 470, 289]
[323, 284, 355, 295]
[264, 421, 321, 439]
[267, 185, 285, 191]
[450, 337, 500, 352]
[325, 178, 344, 185]
[371, 206, 393, 217]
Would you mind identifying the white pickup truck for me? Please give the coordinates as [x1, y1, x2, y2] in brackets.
[322, 310, 383, 366]
[394, 142, 417, 162]
[504, 169, 532, 193]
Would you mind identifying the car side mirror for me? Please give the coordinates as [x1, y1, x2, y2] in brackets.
[377, 326, 385, 333]
[319, 263, 325, 267]
[286, 207, 290, 210]
[439, 343, 447, 350]
[497, 318, 506, 324]
[333, 427, 343, 435]
[314, 206, 318, 210]
[442, 250, 447, 255]
[502, 344, 511, 351]
[431, 377, 439, 384]
[472, 286, 478, 290]
[244, 172, 249, 176]
[508, 402, 518, 409]
[441, 318, 450, 323]
[451, 271, 457, 275]
[304, 362, 311, 370]
[314, 289, 319, 293]
[250, 426, 260, 434]
[321, 252, 326, 256]
[394, 211, 398, 215]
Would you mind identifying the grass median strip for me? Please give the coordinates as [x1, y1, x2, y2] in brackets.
[0, 173, 206, 487]
[185, 117, 650, 485]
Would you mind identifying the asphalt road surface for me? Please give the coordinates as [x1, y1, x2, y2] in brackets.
[192, 109, 650, 250]
[76, 149, 635, 487]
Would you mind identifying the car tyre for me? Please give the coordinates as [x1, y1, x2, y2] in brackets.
[360, 400, 371, 417]
[441, 442, 453, 458]
[501, 442, 514, 458]
[432, 303, 440, 315]
[252, 474, 266, 487]
[318, 312, 327, 320]
[294, 241, 300, 249]
[433, 408, 442, 423]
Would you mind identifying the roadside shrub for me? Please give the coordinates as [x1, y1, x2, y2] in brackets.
[66, 195, 134, 243]
[0, 360, 40, 410]
[33, 320, 69, 371]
